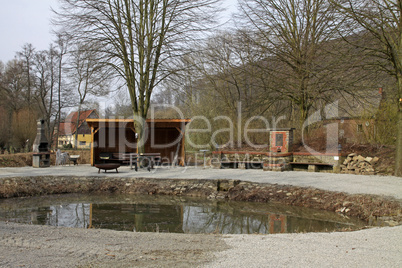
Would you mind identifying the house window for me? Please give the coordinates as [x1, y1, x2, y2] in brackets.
[357, 124, 363, 133]
[79, 141, 86, 146]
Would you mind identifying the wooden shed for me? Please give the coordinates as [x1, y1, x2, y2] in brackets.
[86, 119, 190, 166]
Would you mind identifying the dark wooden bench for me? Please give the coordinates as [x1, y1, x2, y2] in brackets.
[289, 162, 333, 172]
[99, 152, 130, 164]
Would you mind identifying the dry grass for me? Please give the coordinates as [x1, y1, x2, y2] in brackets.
[0, 150, 91, 167]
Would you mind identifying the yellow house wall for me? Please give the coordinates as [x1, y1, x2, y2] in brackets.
[58, 134, 92, 149]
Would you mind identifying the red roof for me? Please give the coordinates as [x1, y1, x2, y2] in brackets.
[58, 110, 97, 135]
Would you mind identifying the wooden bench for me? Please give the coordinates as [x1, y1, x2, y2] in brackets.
[99, 152, 130, 164]
[289, 162, 333, 172]
[220, 161, 264, 169]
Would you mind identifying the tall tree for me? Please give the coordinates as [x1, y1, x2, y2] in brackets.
[0, 59, 36, 151]
[66, 43, 110, 148]
[32, 47, 59, 146]
[17, 43, 35, 106]
[54, 0, 219, 153]
[334, 0, 402, 176]
[53, 33, 70, 149]
[237, 0, 370, 131]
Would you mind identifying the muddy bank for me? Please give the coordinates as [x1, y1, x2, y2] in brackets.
[0, 176, 400, 225]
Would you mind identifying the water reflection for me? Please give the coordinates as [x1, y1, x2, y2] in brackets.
[0, 194, 365, 234]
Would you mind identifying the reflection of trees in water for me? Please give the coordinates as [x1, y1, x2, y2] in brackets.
[183, 204, 270, 234]
[0, 194, 365, 234]
[45, 203, 90, 228]
[0, 204, 90, 229]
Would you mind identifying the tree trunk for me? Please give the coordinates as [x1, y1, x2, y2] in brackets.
[74, 105, 82, 149]
[396, 106, 402, 176]
[134, 114, 146, 154]
[395, 75, 402, 177]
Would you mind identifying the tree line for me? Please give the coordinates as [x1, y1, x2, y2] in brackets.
[0, 37, 111, 152]
[0, 0, 400, 175]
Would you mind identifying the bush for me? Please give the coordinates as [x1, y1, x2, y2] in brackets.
[63, 143, 73, 149]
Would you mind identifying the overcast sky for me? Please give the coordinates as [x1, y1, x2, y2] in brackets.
[0, 0, 238, 64]
[0, 0, 57, 63]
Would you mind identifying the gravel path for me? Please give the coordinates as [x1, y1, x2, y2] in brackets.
[1, 165, 401, 199]
[0, 222, 400, 267]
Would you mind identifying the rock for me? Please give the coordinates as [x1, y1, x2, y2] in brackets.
[343, 201, 353, 207]
[340, 207, 346, 213]
[384, 220, 399, 227]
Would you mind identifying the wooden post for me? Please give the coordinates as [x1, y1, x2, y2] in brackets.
[89, 203, 93, 229]
[180, 128, 186, 166]
[90, 127, 99, 166]
[90, 126, 94, 166]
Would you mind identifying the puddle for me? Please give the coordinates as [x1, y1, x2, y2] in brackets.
[0, 194, 366, 234]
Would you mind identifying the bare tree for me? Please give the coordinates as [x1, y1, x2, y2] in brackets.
[237, 0, 372, 131]
[53, 33, 70, 149]
[334, 0, 402, 176]
[17, 44, 36, 106]
[66, 43, 110, 148]
[0, 59, 38, 151]
[54, 0, 220, 153]
[32, 47, 59, 146]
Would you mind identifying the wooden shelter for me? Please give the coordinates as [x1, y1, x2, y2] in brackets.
[86, 119, 190, 166]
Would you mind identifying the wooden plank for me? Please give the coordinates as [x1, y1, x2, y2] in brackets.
[289, 162, 333, 166]
[180, 129, 185, 166]
[90, 126, 94, 166]
[220, 161, 264, 164]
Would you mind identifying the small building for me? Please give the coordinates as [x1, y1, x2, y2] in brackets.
[57, 110, 98, 149]
[327, 90, 383, 144]
[86, 118, 191, 166]
[268, 128, 294, 153]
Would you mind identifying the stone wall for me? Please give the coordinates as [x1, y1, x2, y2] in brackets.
[211, 151, 345, 173]
[292, 153, 345, 173]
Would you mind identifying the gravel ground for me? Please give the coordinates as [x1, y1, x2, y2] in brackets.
[1, 166, 401, 267]
[207, 226, 402, 267]
[0, 222, 227, 267]
[1, 165, 401, 199]
[0, 222, 400, 267]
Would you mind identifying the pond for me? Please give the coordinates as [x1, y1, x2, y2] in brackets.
[0, 194, 366, 234]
